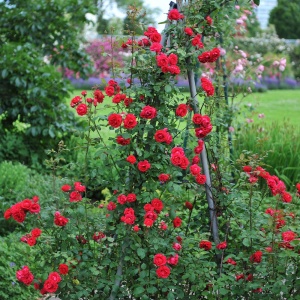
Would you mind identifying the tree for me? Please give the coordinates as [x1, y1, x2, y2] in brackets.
[0, 0, 95, 165]
[269, 0, 300, 39]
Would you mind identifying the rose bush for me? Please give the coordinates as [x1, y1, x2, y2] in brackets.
[3, 0, 300, 299]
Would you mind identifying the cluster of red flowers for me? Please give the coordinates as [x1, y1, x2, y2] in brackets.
[170, 147, 190, 170]
[206, 16, 213, 26]
[153, 252, 179, 279]
[198, 48, 221, 63]
[121, 208, 136, 225]
[173, 216, 182, 228]
[137, 160, 151, 172]
[156, 53, 180, 75]
[143, 198, 164, 227]
[144, 26, 162, 43]
[61, 182, 86, 202]
[201, 77, 215, 97]
[243, 166, 292, 203]
[20, 228, 42, 246]
[154, 128, 173, 144]
[199, 240, 212, 251]
[193, 113, 213, 138]
[16, 266, 34, 285]
[117, 193, 137, 205]
[4, 196, 40, 223]
[191, 34, 204, 49]
[40, 272, 62, 294]
[249, 250, 263, 263]
[168, 8, 184, 20]
[296, 183, 300, 197]
[108, 113, 138, 130]
[54, 211, 69, 227]
[116, 135, 131, 146]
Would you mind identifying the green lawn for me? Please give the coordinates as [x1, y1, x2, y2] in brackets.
[236, 90, 300, 126]
[68, 89, 300, 126]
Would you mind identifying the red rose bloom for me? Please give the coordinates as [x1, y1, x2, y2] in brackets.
[168, 53, 178, 65]
[4, 208, 12, 220]
[190, 164, 201, 176]
[176, 104, 188, 117]
[108, 113, 122, 128]
[250, 251, 263, 263]
[199, 240, 212, 251]
[117, 194, 127, 205]
[43, 279, 58, 293]
[216, 241, 227, 250]
[76, 103, 88, 116]
[94, 90, 104, 103]
[158, 174, 170, 182]
[16, 266, 34, 285]
[173, 216, 182, 228]
[281, 191, 292, 203]
[70, 95, 82, 107]
[150, 42, 163, 53]
[27, 236, 37, 246]
[137, 160, 151, 172]
[156, 265, 171, 278]
[123, 114, 137, 129]
[153, 253, 167, 266]
[198, 51, 211, 63]
[243, 165, 252, 173]
[184, 27, 194, 36]
[168, 8, 184, 20]
[168, 65, 181, 75]
[31, 228, 42, 238]
[156, 53, 168, 67]
[282, 230, 296, 242]
[140, 105, 157, 119]
[144, 218, 154, 227]
[226, 258, 237, 265]
[58, 264, 69, 275]
[61, 184, 71, 192]
[196, 174, 206, 184]
[107, 202, 117, 211]
[149, 32, 161, 43]
[209, 48, 221, 62]
[206, 16, 213, 25]
[105, 85, 115, 96]
[54, 212, 69, 227]
[116, 136, 131, 146]
[126, 155, 136, 164]
[167, 254, 179, 265]
[201, 77, 215, 97]
[185, 201, 193, 210]
[151, 198, 164, 213]
[173, 242, 182, 251]
[126, 193, 137, 203]
[69, 191, 82, 202]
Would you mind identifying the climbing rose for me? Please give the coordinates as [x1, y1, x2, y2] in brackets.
[185, 201, 193, 210]
[201, 77, 215, 96]
[173, 216, 182, 228]
[16, 266, 34, 285]
[282, 230, 296, 242]
[108, 113, 122, 128]
[173, 243, 182, 251]
[196, 174, 206, 184]
[126, 194, 137, 203]
[54, 212, 68, 227]
[94, 90, 104, 103]
[123, 114, 137, 129]
[151, 198, 164, 213]
[206, 15, 213, 25]
[156, 265, 171, 278]
[105, 85, 115, 96]
[176, 104, 188, 117]
[137, 160, 151, 172]
[107, 202, 117, 211]
[76, 103, 88, 116]
[216, 241, 227, 249]
[58, 264, 69, 275]
[226, 258, 237, 265]
[150, 42, 163, 53]
[31, 228, 42, 238]
[167, 254, 179, 265]
[116, 136, 131, 145]
[168, 8, 184, 20]
[184, 27, 194, 36]
[158, 174, 170, 182]
[61, 184, 71, 192]
[140, 106, 157, 119]
[250, 251, 263, 263]
[153, 254, 167, 266]
[126, 155, 136, 164]
[199, 240, 212, 251]
[70, 96, 82, 107]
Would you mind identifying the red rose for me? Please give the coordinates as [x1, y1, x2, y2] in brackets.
[105, 85, 115, 96]
[150, 42, 162, 53]
[179, 156, 190, 170]
[144, 210, 158, 221]
[4, 208, 12, 220]
[192, 155, 200, 164]
[144, 218, 154, 227]
[185, 201, 193, 210]
[282, 230, 296, 242]
[151, 198, 164, 213]
[173, 216, 182, 228]
[156, 53, 168, 67]
[184, 27, 194, 36]
[27, 236, 37, 246]
[93, 231, 106, 242]
[144, 26, 158, 37]
[201, 77, 215, 96]
[28, 202, 40, 214]
[123, 114, 137, 129]
[133, 225, 140, 232]
[154, 129, 168, 143]
[243, 165, 252, 173]
[31, 228, 42, 238]
[107, 202, 117, 211]
[108, 113, 122, 128]
[226, 258, 237, 265]
[153, 253, 167, 266]
[116, 136, 131, 146]
[76, 103, 88, 116]
[168, 53, 178, 65]
[236, 274, 244, 281]
[20, 199, 32, 211]
[250, 251, 262, 263]
[168, 65, 180, 75]
[144, 204, 154, 211]
[190, 164, 201, 176]
[126, 193, 137, 203]
[117, 194, 127, 205]
[112, 94, 122, 104]
[209, 48, 221, 62]
[196, 174, 206, 184]
[216, 241, 227, 250]
[172, 242, 182, 251]
[137, 160, 151, 172]
[58, 264, 69, 275]
[16, 266, 34, 285]
[69, 191, 82, 202]
[195, 125, 213, 138]
[149, 32, 161, 43]
[48, 272, 61, 283]
[176, 104, 188, 117]
[206, 16, 213, 25]
[61, 184, 71, 192]
[198, 51, 211, 63]
[158, 174, 170, 182]
[281, 191, 292, 203]
[124, 97, 133, 107]
[140, 105, 157, 119]
[94, 90, 104, 103]
[126, 155, 136, 164]
[70, 96, 82, 107]
[12, 209, 26, 223]
[199, 240, 212, 251]
[54, 212, 69, 227]
[168, 8, 184, 20]
[156, 265, 171, 278]
[43, 279, 58, 293]
[192, 113, 203, 125]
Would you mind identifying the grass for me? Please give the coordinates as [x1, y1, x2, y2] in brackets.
[235, 90, 300, 125]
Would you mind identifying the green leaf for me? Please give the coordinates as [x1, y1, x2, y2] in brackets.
[133, 287, 145, 296]
[253, 0, 260, 5]
[242, 238, 250, 247]
[1, 69, 8, 78]
[165, 85, 172, 93]
[137, 248, 146, 259]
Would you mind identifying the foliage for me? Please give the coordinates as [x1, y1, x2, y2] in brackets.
[289, 43, 300, 80]
[3, 0, 300, 299]
[269, 0, 300, 39]
[0, 234, 39, 299]
[0, 0, 93, 165]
